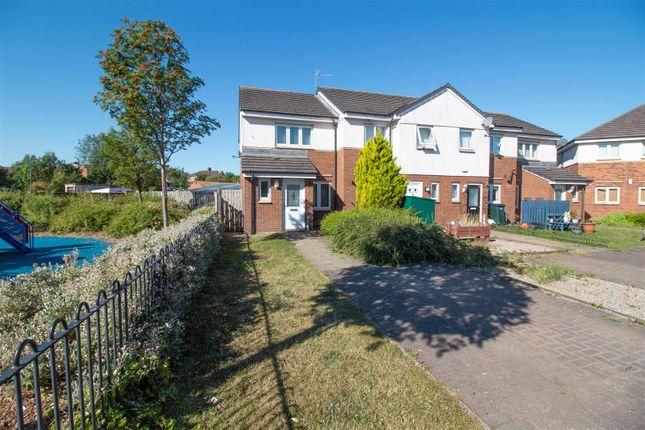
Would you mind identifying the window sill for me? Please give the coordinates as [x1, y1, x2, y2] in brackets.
[259, 200, 272, 204]
[459, 149, 475, 153]
[451, 200, 460, 204]
[313, 207, 331, 211]
[597, 158, 621, 161]
[594, 202, 620, 205]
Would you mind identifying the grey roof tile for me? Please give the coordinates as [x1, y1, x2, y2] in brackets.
[239, 87, 335, 118]
[485, 112, 561, 138]
[240, 154, 318, 174]
[575, 104, 645, 140]
[318, 87, 416, 116]
[523, 166, 591, 183]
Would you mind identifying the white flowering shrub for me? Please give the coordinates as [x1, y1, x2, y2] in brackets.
[0, 213, 222, 369]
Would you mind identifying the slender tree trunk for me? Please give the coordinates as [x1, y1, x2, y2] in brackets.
[137, 188, 143, 204]
[160, 160, 169, 227]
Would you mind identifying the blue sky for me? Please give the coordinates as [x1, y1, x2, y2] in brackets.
[1, 0, 644, 173]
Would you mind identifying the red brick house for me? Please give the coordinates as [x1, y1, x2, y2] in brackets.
[556, 104, 645, 219]
[239, 84, 562, 233]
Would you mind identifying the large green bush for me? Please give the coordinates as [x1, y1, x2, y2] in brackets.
[596, 211, 645, 227]
[321, 208, 495, 267]
[21, 194, 70, 230]
[105, 202, 187, 238]
[50, 200, 118, 233]
[0, 191, 25, 213]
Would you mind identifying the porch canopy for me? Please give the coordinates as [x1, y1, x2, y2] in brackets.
[240, 149, 318, 179]
[523, 166, 592, 217]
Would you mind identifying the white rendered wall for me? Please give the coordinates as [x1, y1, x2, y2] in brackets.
[391, 89, 489, 177]
[240, 115, 335, 151]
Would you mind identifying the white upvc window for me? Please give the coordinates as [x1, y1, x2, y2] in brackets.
[451, 183, 460, 202]
[259, 179, 271, 203]
[598, 143, 619, 159]
[364, 124, 386, 142]
[429, 183, 439, 201]
[313, 182, 331, 210]
[459, 129, 473, 151]
[595, 187, 620, 205]
[275, 124, 312, 147]
[639, 187, 645, 205]
[518, 142, 538, 159]
[488, 184, 501, 203]
[490, 134, 502, 155]
[554, 185, 566, 201]
[417, 126, 435, 149]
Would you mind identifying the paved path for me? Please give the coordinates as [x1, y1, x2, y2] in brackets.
[290, 233, 645, 430]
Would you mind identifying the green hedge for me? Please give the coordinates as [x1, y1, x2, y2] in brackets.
[320, 208, 495, 267]
[596, 211, 645, 228]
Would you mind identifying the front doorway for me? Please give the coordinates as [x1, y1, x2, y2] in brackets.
[467, 184, 481, 220]
[284, 180, 305, 230]
[406, 181, 423, 197]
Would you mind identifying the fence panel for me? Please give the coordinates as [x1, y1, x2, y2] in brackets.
[520, 200, 570, 226]
[220, 189, 243, 210]
[0, 214, 217, 429]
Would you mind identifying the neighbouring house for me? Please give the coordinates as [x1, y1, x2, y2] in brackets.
[188, 180, 219, 190]
[188, 167, 216, 183]
[239, 83, 562, 233]
[557, 104, 645, 219]
[64, 183, 112, 193]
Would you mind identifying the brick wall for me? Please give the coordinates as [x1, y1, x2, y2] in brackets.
[406, 174, 490, 225]
[490, 155, 519, 222]
[568, 161, 645, 218]
[336, 148, 360, 210]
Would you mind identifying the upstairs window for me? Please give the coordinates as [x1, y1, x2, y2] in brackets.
[276, 124, 312, 146]
[490, 135, 502, 155]
[313, 182, 331, 210]
[598, 143, 619, 159]
[417, 126, 435, 150]
[364, 124, 386, 142]
[518, 142, 538, 159]
[459, 129, 473, 151]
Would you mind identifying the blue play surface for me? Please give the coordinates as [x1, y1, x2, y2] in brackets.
[0, 236, 110, 278]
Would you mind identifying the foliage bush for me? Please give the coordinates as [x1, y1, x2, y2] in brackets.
[50, 200, 118, 233]
[105, 202, 187, 238]
[21, 194, 70, 230]
[596, 211, 645, 228]
[321, 208, 495, 267]
[0, 191, 25, 212]
[0, 191, 190, 237]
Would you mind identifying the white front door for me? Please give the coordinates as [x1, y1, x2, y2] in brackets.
[284, 180, 305, 230]
[406, 181, 423, 197]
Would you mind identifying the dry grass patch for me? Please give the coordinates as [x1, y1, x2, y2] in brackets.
[165, 235, 480, 429]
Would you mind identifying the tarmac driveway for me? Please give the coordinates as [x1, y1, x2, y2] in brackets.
[533, 247, 645, 289]
[291, 234, 645, 430]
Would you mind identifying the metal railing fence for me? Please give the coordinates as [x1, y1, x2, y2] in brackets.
[0, 213, 218, 429]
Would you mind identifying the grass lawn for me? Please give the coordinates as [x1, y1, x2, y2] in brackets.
[165, 235, 480, 429]
[497, 224, 644, 249]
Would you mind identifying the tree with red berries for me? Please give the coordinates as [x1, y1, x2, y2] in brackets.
[95, 18, 219, 227]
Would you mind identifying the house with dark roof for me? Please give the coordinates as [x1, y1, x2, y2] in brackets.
[554, 104, 645, 219]
[238, 83, 563, 233]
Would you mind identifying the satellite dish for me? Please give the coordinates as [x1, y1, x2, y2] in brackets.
[482, 117, 494, 128]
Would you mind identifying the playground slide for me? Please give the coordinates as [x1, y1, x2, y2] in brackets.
[0, 201, 33, 253]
